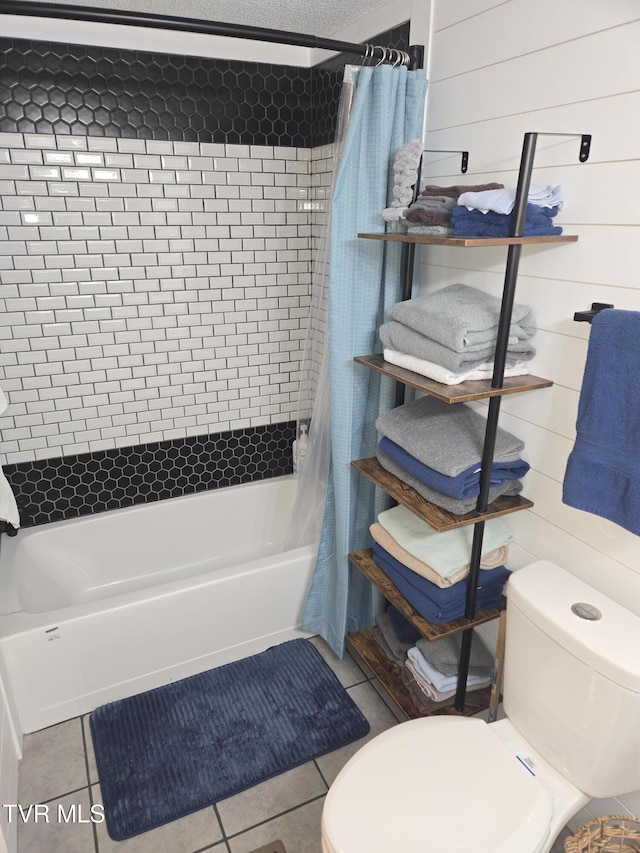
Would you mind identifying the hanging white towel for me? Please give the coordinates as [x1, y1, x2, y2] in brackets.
[0, 388, 19, 529]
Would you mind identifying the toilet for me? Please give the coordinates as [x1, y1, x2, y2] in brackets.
[321, 560, 640, 853]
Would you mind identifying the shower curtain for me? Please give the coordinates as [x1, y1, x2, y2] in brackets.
[289, 63, 428, 657]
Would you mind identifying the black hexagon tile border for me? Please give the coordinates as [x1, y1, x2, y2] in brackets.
[0, 22, 409, 147]
[3, 421, 296, 528]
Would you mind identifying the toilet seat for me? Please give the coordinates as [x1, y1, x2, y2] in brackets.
[322, 716, 553, 853]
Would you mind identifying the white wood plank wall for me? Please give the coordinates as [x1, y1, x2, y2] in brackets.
[416, 0, 640, 825]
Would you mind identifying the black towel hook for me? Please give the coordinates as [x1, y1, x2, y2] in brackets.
[573, 303, 614, 323]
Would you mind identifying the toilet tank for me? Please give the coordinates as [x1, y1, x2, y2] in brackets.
[503, 560, 640, 799]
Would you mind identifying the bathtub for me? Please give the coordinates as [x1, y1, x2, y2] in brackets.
[0, 475, 316, 735]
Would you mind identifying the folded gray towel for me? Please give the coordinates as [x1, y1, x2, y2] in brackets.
[376, 395, 524, 477]
[379, 321, 535, 373]
[416, 633, 493, 678]
[406, 224, 454, 236]
[388, 283, 537, 353]
[376, 445, 522, 514]
[374, 611, 412, 664]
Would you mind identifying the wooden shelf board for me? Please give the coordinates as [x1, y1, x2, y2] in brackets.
[347, 627, 492, 719]
[358, 232, 579, 247]
[349, 548, 504, 642]
[352, 457, 533, 531]
[355, 354, 552, 403]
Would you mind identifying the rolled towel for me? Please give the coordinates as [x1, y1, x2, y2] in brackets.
[388, 283, 537, 353]
[376, 395, 524, 477]
[383, 347, 530, 386]
[379, 321, 535, 373]
[376, 444, 523, 515]
[377, 503, 514, 577]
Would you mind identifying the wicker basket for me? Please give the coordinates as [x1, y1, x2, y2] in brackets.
[564, 816, 640, 852]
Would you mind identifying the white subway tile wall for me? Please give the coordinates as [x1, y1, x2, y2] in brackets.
[0, 132, 312, 465]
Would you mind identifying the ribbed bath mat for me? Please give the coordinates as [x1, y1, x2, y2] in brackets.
[90, 639, 369, 840]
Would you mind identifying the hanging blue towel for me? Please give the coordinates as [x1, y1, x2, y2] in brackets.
[563, 309, 640, 536]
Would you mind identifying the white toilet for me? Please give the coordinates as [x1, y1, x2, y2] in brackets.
[322, 560, 640, 853]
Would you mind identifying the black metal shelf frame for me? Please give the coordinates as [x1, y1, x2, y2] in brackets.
[396, 131, 590, 710]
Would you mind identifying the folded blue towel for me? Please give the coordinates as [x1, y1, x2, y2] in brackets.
[379, 437, 529, 499]
[372, 543, 510, 623]
[451, 204, 562, 237]
[387, 605, 422, 644]
[563, 309, 640, 536]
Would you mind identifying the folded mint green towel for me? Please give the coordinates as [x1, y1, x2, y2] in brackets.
[377, 503, 514, 578]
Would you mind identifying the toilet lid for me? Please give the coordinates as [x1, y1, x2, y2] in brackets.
[322, 716, 552, 853]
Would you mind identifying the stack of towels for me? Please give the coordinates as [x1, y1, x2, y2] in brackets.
[379, 283, 537, 386]
[373, 604, 496, 713]
[402, 182, 505, 237]
[375, 394, 529, 516]
[370, 503, 513, 623]
[451, 184, 564, 237]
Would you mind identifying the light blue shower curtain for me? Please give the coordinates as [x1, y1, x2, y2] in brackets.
[299, 64, 428, 656]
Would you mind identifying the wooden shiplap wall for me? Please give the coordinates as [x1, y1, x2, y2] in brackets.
[418, 0, 640, 825]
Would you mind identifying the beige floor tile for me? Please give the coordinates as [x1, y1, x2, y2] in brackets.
[18, 717, 88, 804]
[92, 783, 223, 853]
[217, 762, 327, 837]
[228, 797, 324, 853]
[17, 788, 97, 853]
[82, 714, 99, 784]
[309, 638, 366, 689]
[315, 680, 399, 786]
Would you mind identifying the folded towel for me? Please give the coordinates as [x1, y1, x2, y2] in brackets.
[416, 633, 494, 678]
[386, 605, 422, 644]
[376, 395, 524, 477]
[383, 348, 530, 386]
[401, 662, 493, 713]
[420, 182, 505, 199]
[406, 224, 453, 236]
[379, 437, 529, 499]
[372, 542, 510, 623]
[377, 503, 514, 576]
[406, 195, 457, 225]
[388, 283, 537, 353]
[374, 610, 413, 664]
[563, 309, 640, 536]
[0, 388, 19, 530]
[451, 205, 563, 238]
[457, 184, 563, 214]
[407, 646, 491, 693]
[370, 521, 509, 588]
[379, 321, 535, 373]
[376, 444, 523, 515]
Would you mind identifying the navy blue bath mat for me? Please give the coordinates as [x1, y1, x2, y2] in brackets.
[90, 639, 369, 840]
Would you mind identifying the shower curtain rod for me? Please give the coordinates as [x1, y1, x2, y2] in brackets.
[0, 1, 424, 68]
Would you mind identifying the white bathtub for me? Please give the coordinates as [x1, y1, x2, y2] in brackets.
[0, 476, 316, 735]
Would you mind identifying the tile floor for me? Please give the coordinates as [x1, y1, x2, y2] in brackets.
[15, 636, 572, 853]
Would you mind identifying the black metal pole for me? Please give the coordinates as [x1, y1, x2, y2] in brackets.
[0, 0, 416, 61]
[454, 132, 539, 711]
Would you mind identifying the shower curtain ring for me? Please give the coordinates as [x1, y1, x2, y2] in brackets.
[402, 50, 411, 66]
[363, 43, 372, 66]
[392, 49, 402, 67]
[375, 46, 388, 66]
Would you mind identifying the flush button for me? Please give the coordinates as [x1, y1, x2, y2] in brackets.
[571, 602, 602, 621]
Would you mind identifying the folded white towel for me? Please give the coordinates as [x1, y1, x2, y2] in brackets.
[383, 347, 529, 386]
[457, 184, 563, 215]
[0, 389, 20, 529]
